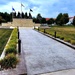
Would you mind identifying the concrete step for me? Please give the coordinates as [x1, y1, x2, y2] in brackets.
[13, 19, 34, 27]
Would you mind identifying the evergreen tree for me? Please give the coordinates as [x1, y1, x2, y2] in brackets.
[21, 12, 24, 18]
[17, 12, 21, 18]
[14, 12, 16, 18]
[24, 12, 28, 19]
[29, 13, 32, 19]
[37, 13, 42, 20]
[10, 13, 12, 22]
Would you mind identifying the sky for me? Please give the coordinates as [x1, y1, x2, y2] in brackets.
[0, 0, 75, 18]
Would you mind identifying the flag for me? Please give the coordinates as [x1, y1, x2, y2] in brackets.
[21, 3, 24, 7]
[12, 7, 15, 11]
[30, 9, 33, 12]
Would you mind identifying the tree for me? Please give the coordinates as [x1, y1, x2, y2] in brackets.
[0, 12, 11, 23]
[32, 18, 40, 23]
[63, 13, 69, 24]
[33, 18, 36, 23]
[29, 13, 32, 19]
[24, 12, 28, 19]
[55, 13, 63, 25]
[37, 13, 42, 20]
[14, 12, 16, 18]
[17, 12, 21, 18]
[47, 18, 55, 25]
[72, 16, 75, 26]
[35, 18, 40, 23]
[41, 18, 46, 24]
[0, 16, 3, 24]
[55, 13, 69, 26]
[59, 16, 64, 25]
[0, 16, 6, 24]
[10, 13, 13, 22]
[2, 12, 11, 22]
[21, 12, 24, 18]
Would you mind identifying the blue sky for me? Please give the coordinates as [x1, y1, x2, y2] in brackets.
[0, 0, 75, 18]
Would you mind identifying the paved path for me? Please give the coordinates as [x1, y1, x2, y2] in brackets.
[0, 52, 27, 75]
[40, 69, 75, 75]
[19, 28, 75, 75]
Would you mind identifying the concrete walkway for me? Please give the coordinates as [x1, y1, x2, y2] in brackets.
[0, 51, 27, 75]
[19, 28, 75, 75]
[40, 69, 75, 75]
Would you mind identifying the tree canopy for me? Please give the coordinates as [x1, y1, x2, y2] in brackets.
[29, 13, 32, 19]
[47, 18, 55, 25]
[55, 13, 69, 25]
[24, 12, 28, 19]
[72, 16, 75, 26]
[0, 12, 11, 24]
[41, 18, 46, 24]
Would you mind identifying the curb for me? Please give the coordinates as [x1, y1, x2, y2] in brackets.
[0, 29, 13, 60]
[34, 29, 75, 50]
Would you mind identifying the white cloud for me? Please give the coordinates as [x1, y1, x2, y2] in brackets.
[29, 0, 59, 5]
[0, 2, 30, 13]
[0, 0, 75, 18]
[29, 0, 60, 17]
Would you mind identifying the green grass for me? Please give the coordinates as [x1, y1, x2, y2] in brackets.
[5, 28, 18, 56]
[0, 29, 12, 55]
[0, 28, 18, 69]
[37, 25, 75, 45]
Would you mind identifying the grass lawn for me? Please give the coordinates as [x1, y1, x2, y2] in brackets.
[38, 25, 75, 45]
[0, 28, 12, 55]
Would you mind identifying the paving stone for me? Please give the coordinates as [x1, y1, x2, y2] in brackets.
[19, 28, 75, 75]
[40, 69, 75, 75]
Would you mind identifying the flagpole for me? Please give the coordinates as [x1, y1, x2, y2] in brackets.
[21, 3, 22, 18]
[21, 3, 25, 18]
[12, 7, 13, 24]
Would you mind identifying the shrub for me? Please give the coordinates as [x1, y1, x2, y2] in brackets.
[60, 36, 64, 40]
[71, 40, 75, 45]
[9, 43, 16, 49]
[9, 40, 15, 43]
[8, 42, 16, 48]
[56, 35, 60, 38]
[5, 47, 17, 55]
[6, 43, 16, 48]
[64, 38, 71, 43]
[51, 34, 55, 37]
[0, 53, 19, 69]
